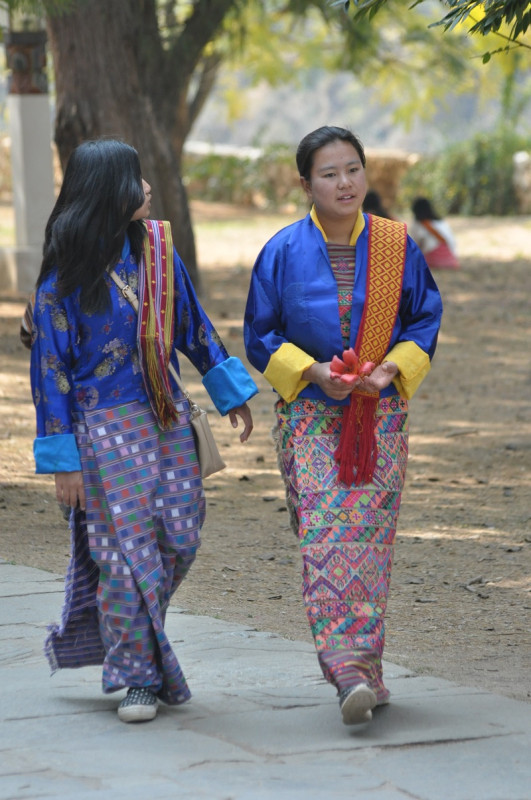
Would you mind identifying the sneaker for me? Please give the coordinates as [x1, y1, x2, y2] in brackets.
[339, 684, 377, 725]
[117, 687, 158, 723]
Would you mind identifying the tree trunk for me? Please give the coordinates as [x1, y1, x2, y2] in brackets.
[46, 0, 234, 289]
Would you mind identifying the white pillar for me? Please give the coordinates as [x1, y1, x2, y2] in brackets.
[0, 94, 55, 293]
[9, 93, 54, 248]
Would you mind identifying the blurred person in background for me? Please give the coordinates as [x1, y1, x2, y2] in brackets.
[409, 196, 460, 270]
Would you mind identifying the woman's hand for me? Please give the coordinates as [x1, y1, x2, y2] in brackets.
[356, 361, 398, 394]
[55, 471, 86, 512]
[303, 360, 399, 400]
[303, 362, 356, 401]
[228, 403, 254, 443]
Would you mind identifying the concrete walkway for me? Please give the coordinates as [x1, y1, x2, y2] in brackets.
[1, 561, 529, 800]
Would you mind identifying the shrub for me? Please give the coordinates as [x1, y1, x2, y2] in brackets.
[183, 144, 304, 210]
[399, 130, 531, 216]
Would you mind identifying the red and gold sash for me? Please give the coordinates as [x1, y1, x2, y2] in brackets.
[336, 214, 406, 485]
[137, 219, 178, 429]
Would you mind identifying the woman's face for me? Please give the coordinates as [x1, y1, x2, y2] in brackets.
[131, 179, 152, 221]
[300, 139, 367, 226]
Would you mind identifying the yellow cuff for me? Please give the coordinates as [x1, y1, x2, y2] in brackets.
[385, 341, 431, 399]
[264, 342, 317, 403]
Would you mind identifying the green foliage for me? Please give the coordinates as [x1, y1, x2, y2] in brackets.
[419, 0, 531, 40]
[0, 0, 74, 41]
[184, 131, 531, 217]
[343, 0, 531, 53]
[399, 129, 531, 216]
[183, 144, 304, 209]
[183, 152, 258, 206]
[0, 0, 72, 15]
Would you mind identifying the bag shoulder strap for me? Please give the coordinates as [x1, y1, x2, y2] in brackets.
[109, 268, 139, 311]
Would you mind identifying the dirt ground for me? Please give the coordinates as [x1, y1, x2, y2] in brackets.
[1, 203, 530, 703]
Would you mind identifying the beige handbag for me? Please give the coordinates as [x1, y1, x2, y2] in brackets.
[109, 269, 226, 478]
[170, 370, 226, 478]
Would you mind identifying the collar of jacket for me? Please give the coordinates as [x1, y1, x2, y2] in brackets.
[310, 205, 365, 245]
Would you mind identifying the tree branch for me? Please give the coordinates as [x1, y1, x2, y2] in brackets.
[166, 0, 237, 80]
[187, 51, 223, 129]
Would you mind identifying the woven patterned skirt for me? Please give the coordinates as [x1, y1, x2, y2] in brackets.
[275, 395, 408, 704]
[45, 397, 204, 705]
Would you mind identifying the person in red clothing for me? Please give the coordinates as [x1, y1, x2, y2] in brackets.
[409, 196, 460, 270]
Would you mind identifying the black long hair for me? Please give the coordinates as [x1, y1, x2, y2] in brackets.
[38, 139, 147, 314]
[296, 126, 366, 181]
[363, 190, 390, 218]
[412, 196, 440, 222]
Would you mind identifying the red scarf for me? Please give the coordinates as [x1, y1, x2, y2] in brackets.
[137, 219, 178, 429]
[335, 214, 406, 485]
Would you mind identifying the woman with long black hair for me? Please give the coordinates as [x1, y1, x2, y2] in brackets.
[31, 138, 257, 723]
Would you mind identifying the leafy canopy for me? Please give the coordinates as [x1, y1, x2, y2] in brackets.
[335, 0, 531, 55]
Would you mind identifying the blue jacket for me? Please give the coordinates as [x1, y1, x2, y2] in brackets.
[244, 212, 442, 405]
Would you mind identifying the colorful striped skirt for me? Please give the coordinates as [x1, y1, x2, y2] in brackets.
[275, 394, 409, 704]
[45, 397, 205, 705]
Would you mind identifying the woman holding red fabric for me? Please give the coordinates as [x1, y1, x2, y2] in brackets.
[244, 126, 443, 726]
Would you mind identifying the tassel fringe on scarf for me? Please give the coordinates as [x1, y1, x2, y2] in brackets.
[336, 391, 379, 486]
[138, 220, 178, 430]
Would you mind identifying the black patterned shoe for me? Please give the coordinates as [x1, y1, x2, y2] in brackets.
[118, 687, 158, 723]
[339, 684, 377, 725]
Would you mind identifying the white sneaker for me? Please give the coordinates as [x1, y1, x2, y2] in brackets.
[339, 684, 377, 725]
[118, 687, 158, 723]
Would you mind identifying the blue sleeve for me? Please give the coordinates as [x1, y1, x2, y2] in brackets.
[171, 250, 258, 412]
[243, 241, 287, 375]
[172, 249, 230, 371]
[202, 356, 258, 415]
[31, 276, 81, 473]
[34, 433, 81, 473]
[396, 237, 443, 359]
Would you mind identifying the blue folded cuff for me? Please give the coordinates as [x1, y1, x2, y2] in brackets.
[34, 434, 82, 474]
[202, 356, 258, 415]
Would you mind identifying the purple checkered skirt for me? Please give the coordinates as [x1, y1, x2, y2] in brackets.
[45, 397, 205, 705]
